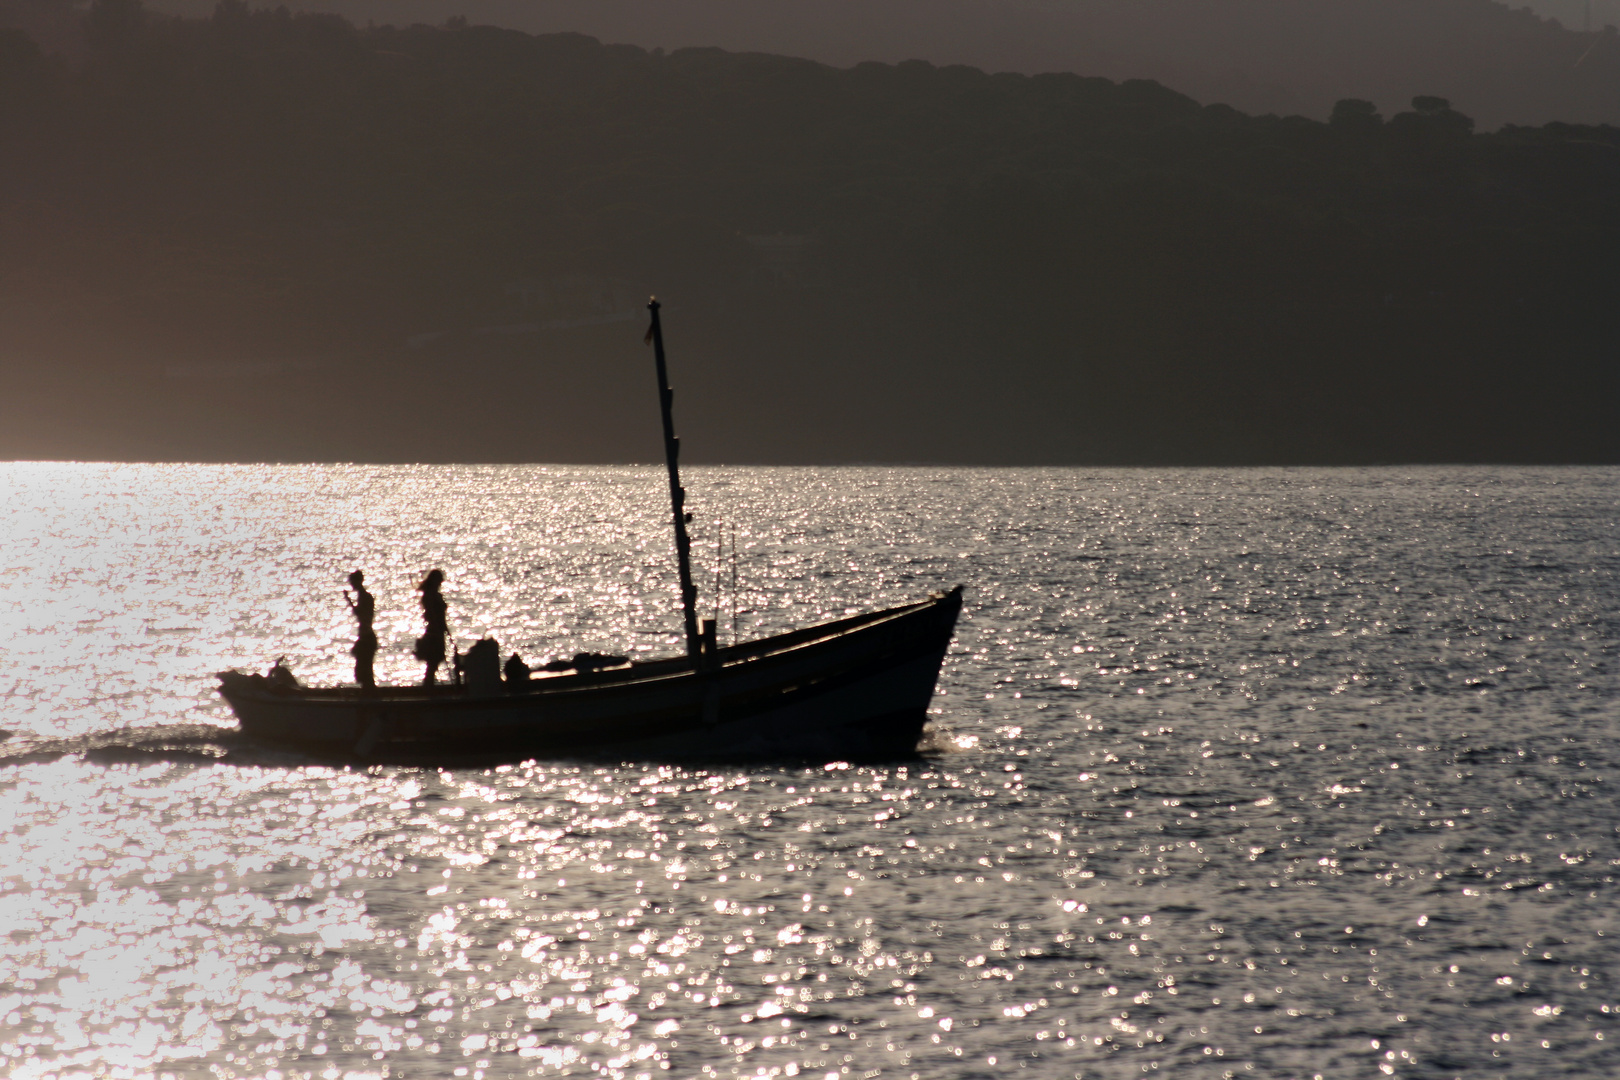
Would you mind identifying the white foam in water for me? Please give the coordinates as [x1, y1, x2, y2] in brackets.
[0, 463, 1616, 1078]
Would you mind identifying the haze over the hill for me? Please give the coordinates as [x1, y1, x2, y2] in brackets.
[134, 0, 1620, 129]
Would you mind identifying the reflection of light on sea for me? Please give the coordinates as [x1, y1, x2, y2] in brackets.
[1, 464, 1617, 1079]
[0, 758, 421, 1077]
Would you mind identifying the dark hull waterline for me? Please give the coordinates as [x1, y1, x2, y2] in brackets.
[218, 587, 963, 765]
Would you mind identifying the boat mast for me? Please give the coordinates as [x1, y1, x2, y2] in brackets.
[646, 299, 702, 658]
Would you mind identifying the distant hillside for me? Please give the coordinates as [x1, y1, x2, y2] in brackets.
[1521, 0, 1620, 30]
[0, 7, 1616, 464]
[118, 0, 1620, 129]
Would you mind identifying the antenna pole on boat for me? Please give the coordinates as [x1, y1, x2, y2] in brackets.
[646, 299, 702, 659]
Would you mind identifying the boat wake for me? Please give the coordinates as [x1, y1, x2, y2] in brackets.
[0, 722, 960, 770]
[0, 724, 318, 769]
[916, 725, 978, 754]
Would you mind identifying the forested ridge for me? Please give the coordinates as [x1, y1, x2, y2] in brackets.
[1, 3, 1616, 463]
[132, 0, 1620, 130]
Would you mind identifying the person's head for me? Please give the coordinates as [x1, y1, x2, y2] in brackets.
[419, 569, 444, 591]
[348, 570, 364, 589]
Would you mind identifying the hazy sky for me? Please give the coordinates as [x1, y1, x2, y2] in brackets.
[144, 0, 1620, 41]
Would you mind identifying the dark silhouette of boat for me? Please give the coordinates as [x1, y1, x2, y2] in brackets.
[218, 586, 961, 763]
[216, 301, 962, 762]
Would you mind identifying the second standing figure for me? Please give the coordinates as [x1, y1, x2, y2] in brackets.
[413, 569, 449, 685]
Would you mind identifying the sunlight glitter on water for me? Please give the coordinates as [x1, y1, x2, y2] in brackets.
[2, 464, 1618, 1079]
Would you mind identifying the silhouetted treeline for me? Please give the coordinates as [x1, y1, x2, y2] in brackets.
[137, 0, 1620, 129]
[0, 4, 1616, 463]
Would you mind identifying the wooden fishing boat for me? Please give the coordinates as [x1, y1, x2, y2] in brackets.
[216, 301, 962, 762]
[219, 586, 960, 763]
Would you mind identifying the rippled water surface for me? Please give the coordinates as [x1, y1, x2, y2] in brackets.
[2, 464, 1617, 1080]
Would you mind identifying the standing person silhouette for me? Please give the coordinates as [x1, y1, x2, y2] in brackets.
[413, 569, 449, 685]
[344, 570, 378, 690]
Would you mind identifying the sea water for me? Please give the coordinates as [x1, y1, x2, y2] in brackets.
[0, 464, 1616, 1079]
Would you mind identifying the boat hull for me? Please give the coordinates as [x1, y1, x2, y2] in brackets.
[218, 587, 962, 764]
